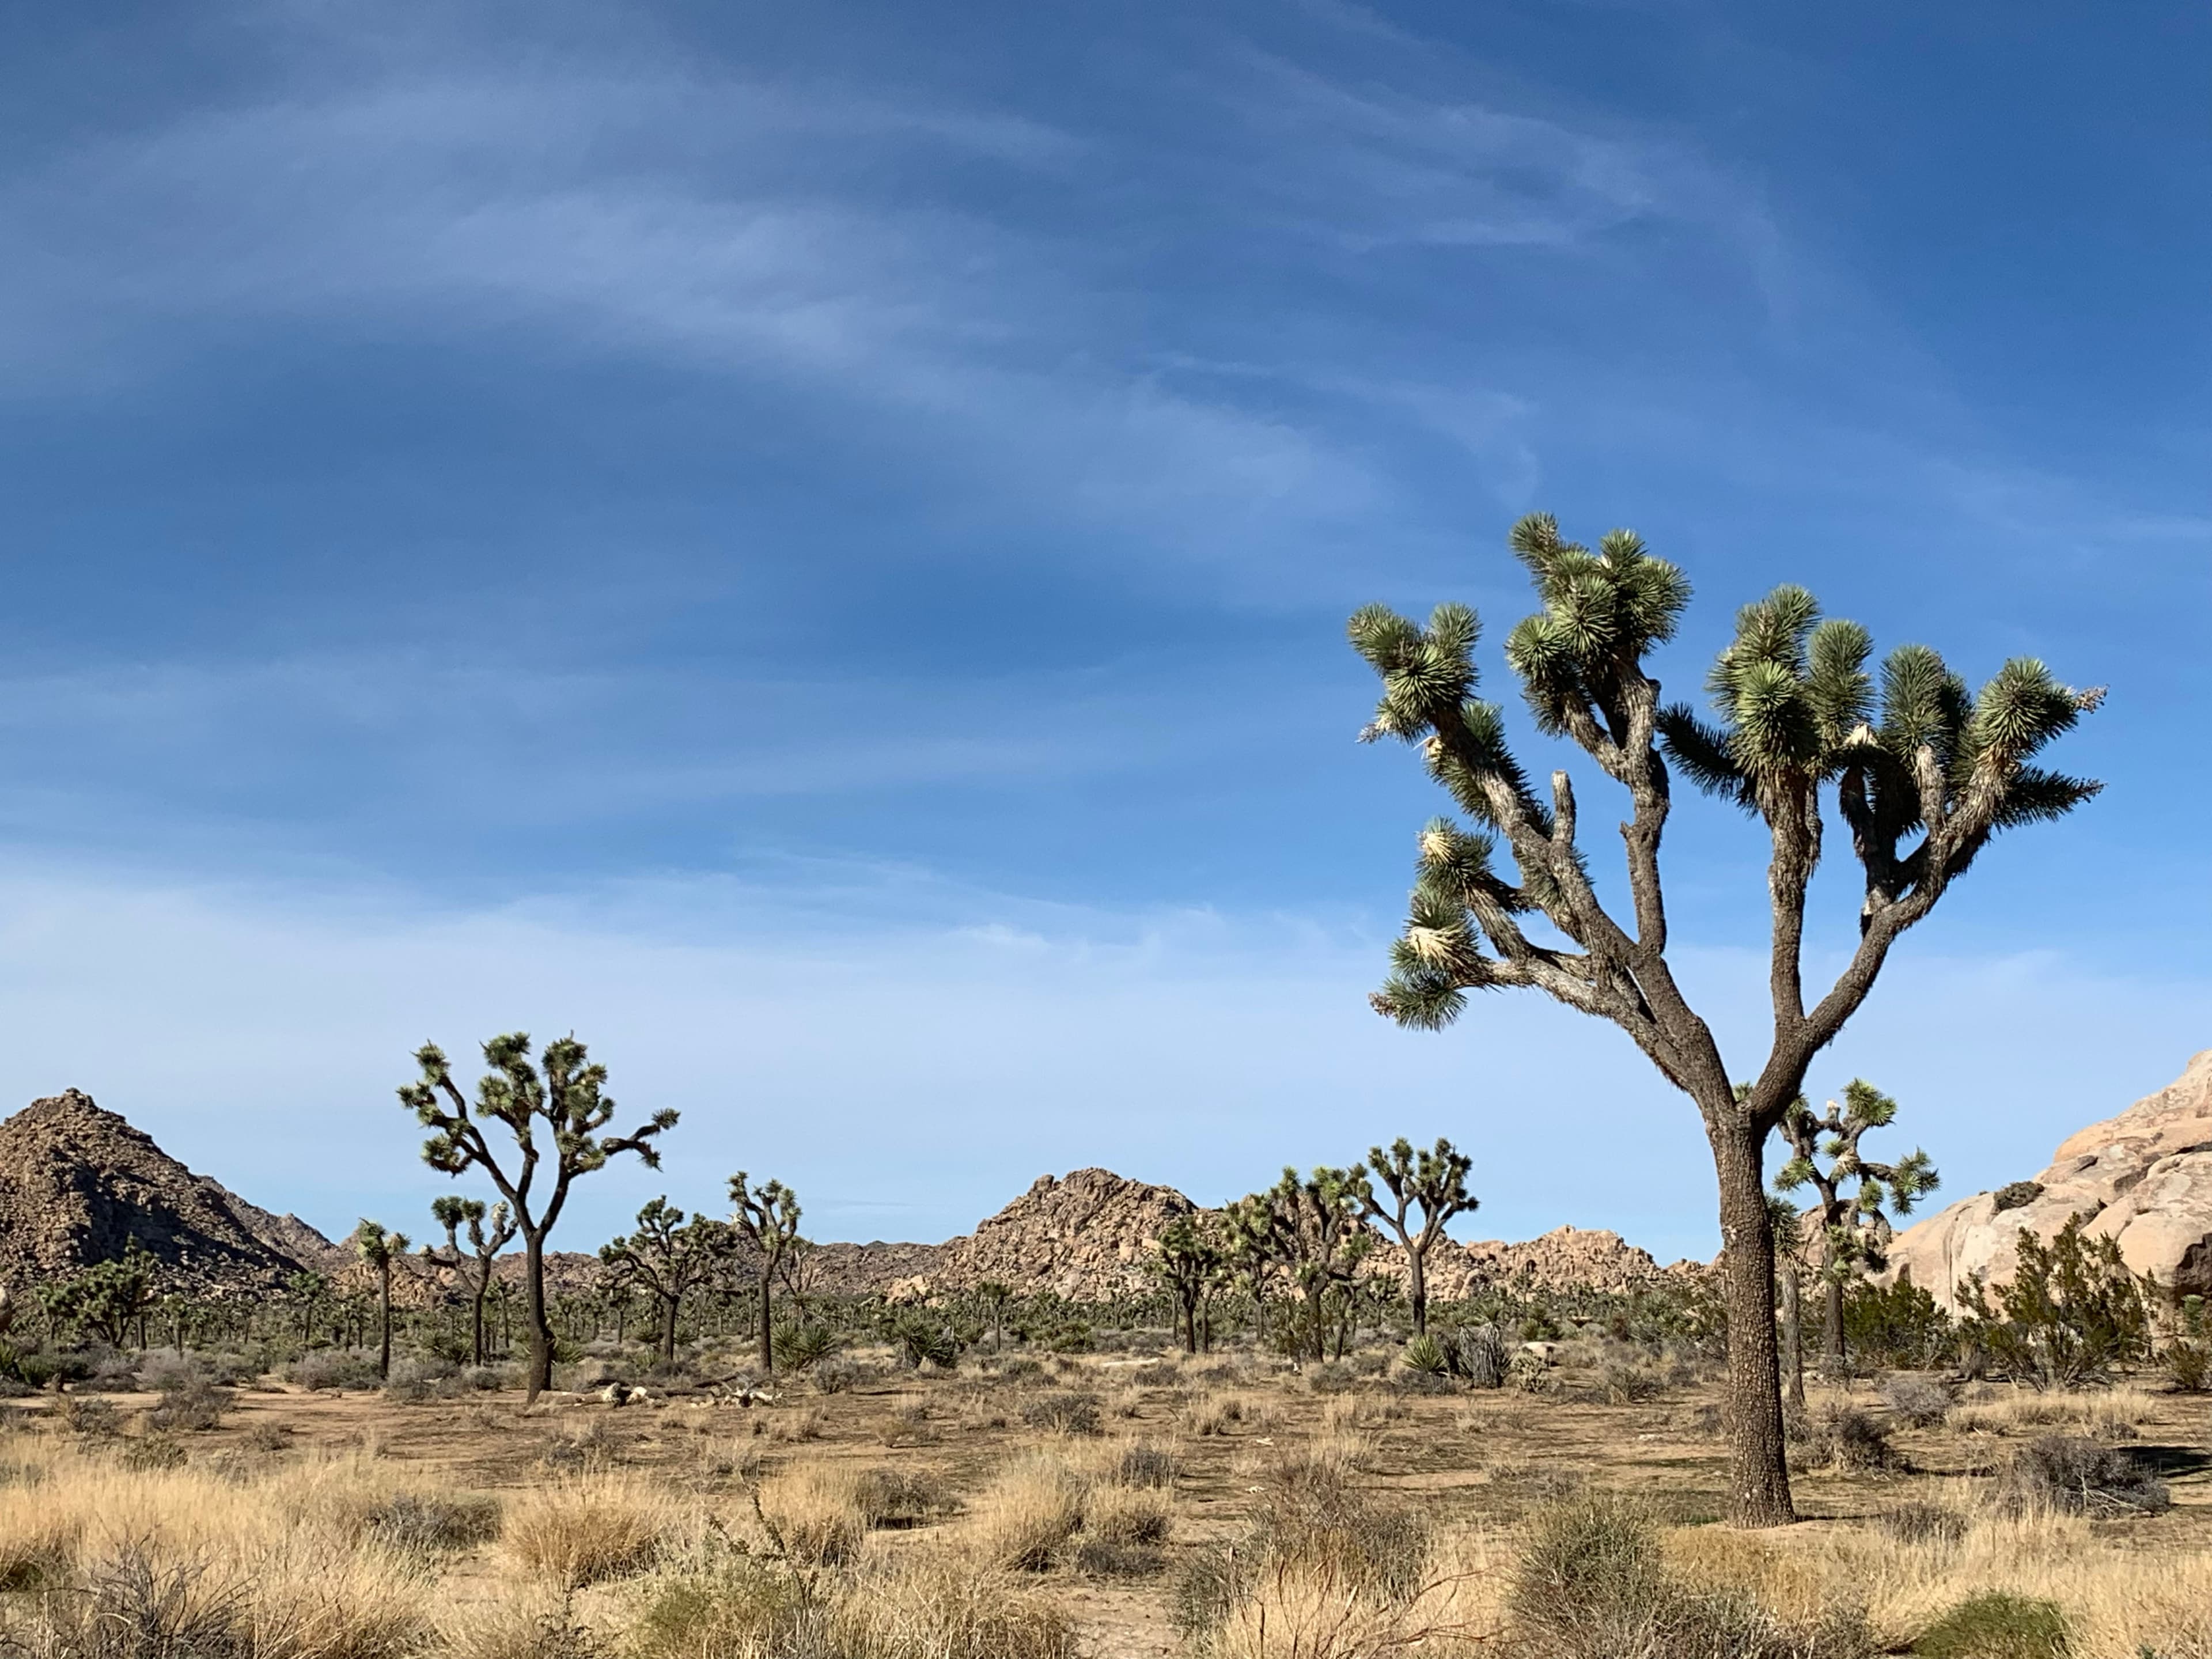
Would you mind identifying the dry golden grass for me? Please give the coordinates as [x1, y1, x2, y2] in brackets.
[756, 1459, 868, 1566]
[1668, 1503, 2212, 1659]
[502, 1472, 685, 1588]
[0, 1442, 433, 1659]
[1210, 1528, 1508, 1659]
[965, 1448, 1088, 1571]
[1946, 1384, 2161, 1438]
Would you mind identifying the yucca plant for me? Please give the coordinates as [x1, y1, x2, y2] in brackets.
[1401, 1333, 1449, 1376]
[1351, 513, 2100, 1525]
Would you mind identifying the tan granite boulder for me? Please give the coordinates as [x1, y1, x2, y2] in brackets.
[1885, 1049, 2212, 1310]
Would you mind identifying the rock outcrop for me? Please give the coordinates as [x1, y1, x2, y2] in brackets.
[1885, 1050, 2212, 1310]
[0, 1090, 338, 1294]
[842, 1168, 1677, 1302]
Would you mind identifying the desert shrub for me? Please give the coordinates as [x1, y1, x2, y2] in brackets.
[365, 1491, 504, 1552]
[630, 1558, 815, 1659]
[1875, 1501, 1967, 1545]
[842, 1552, 1075, 1659]
[1844, 1272, 1956, 1370]
[1512, 1494, 1873, 1659]
[286, 1351, 381, 1392]
[1180, 1392, 1242, 1437]
[504, 1477, 678, 1587]
[1993, 1182, 2045, 1213]
[877, 1402, 937, 1449]
[1302, 1361, 1357, 1393]
[147, 1374, 233, 1432]
[1175, 1446, 1428, 1638]
[1878, 1372, 1953, 1427]
[55, 1393, 122, 1438]
[1958, 1218, 2153, 1389]
[1115, 1441, 1176, 1488]
[812, 1355, 873, 1396]
[2161, 1339, 2211, 1392]
[1400, 1334, 1448, 1377]
[770, 1406, 827, 1444]
[1995, 1435, 2169, 1516]
[771, 1323, 840, 1372]
[1797, 1406, 1902, 1472]
[758, 1462, 868, 1565]
[241, 1420, 295, 1453]
[969, 1452, 1086, 1572]
[1020, 1393, 1101, 1437]
[117, 1434, 188, 1471]
[1914, 1592, 2068, 1659]
[1073, 1537, 1163, 1578]
[1084, 1482, 1171, 1547]
[852, 1467, 956, 1529]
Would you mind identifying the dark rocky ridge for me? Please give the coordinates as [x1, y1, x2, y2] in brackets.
[0, 1090, 340, 1293]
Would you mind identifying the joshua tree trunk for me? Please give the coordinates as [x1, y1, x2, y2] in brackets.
[1823, 1274, 1846, 1365]
[661, 1292, 679, 1363]
[756, 1277, 774, 1371]
[377, 1263, 393, 1380]
[1407, 1251, 1429, 1337]
[470, 1278, 490, 1366]
[522, 1232, 554, 1402]
[1715, 1120, 1793, 1528]
[1779, 1262, 1806, 1411]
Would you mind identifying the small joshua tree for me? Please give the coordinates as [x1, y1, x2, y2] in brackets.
[973, 1280, 1016, 1353]
[1775, 1080, 1940, 1363]
[1152, 1215, 1228, 1354]
[728, 1173, 802, 1370]
[353, 1220, 411, 1381]
[40, 1241, 159, 1350]
[400, 1033, 677, 1403]
[599, 1198, 734, 1363]
[1351, 513, 2099, 1524]
[1232, 1166, 1374, 1362]
[428, 1195, 516, 1366]
[1356, 1136, 1476, 1336]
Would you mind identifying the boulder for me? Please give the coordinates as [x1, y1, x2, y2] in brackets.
[1885, 1049, 2212, 1310]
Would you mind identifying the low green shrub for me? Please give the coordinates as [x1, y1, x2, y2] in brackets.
[1914, 1592, 2068, 1659]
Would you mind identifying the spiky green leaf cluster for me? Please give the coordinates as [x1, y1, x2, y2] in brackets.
[1659, 588, 2100, 877]
[1501, 516, 1690, 739]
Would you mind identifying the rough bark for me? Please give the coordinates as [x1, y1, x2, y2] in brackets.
[1408, 1249, 1429, 1336]
[756, 1276, 774, 1372]
[376, 1263, 393, 1381]
[1823, 1275, 1846, 1363]
[522, 1232, 554, 1403]
[1714, 1118, 1794, 1527]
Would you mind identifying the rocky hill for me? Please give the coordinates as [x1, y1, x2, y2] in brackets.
[0, 1090, 339, 1294]
[834, 1167, 1679, 1302]
[0, 1093, 1685, 1305]
[1886, 1049, 2212, 1310]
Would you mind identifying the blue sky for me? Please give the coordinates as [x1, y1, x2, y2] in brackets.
[0, 0, 2205, 1263]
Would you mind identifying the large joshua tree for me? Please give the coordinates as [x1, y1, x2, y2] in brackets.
[728, 1173, 802, 1370]
[1351, 514, 2100, 1526]
[400, 1033, 677, 1404]
[1356, 1136, 1477, 1336]
[599, 1198, 734, 1363]
[1776, 1080, 1939, 1363]
[428, 1195, 515, 1366]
